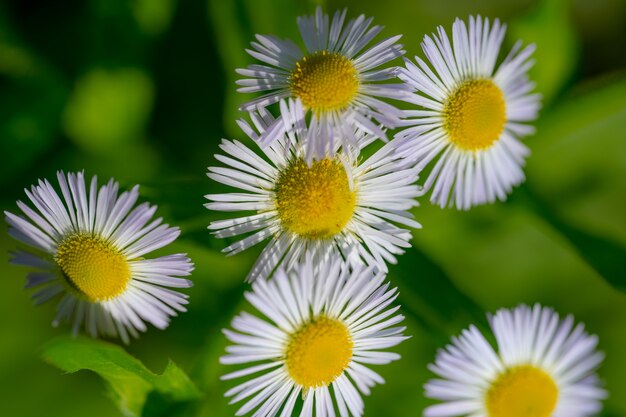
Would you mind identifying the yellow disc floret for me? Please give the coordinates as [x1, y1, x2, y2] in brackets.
[275, 158, 356, 239]
[443, 79, 506, 151]
[55, 234, 131, 302]
[486, 365, 559, 417]
[285, 316, 353, 388]
[290, 51, 359, 113]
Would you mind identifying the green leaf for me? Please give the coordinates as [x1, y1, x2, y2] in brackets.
[0, 11, 68, 187]
[526, 77, 626, 291]
[42, 337, 201, 417]
[517, 187, 626, 292]
[131, 0, 176, 36]
[389, 246, 487, 342]
[510, 0, 579, 104]
[62, 68, 154, 155]
[206, 0, 311, 137]
[0, 76, 66, 187]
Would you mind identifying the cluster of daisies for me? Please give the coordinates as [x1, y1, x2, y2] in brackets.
[4, 7, 606, 417]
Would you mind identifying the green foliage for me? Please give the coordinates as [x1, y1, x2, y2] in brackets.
[526, 78, 626, 291]
[0, 76, 66, 187]
[132, 0, 176, 36]
[390, 247, 487, 342]
[511, 0, 579, 104]
[207, 0, 313, 137]
[42, 337, 201, 417]
[0, 0, 625, 416]
[63, 69, 154, 154]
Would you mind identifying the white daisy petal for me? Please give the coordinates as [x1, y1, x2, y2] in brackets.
[221, 258, 407, 417]
[395, 15, 541, 209]
[238, 7, 408, 159]
[207, 100, 420, 282]
[425, 304, 606, 417]
[5, 171, 194, 342]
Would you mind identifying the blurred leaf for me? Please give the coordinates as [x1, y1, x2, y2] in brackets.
[0, 42, 39, 77]
[42, 337, 201, 417]
[141, 391, 199, 417]
[0, 4, 42, 77]
[0, 6, 68, 188]
[526, 76, 626, 291]
[529, 76, 626, 145]
[132, 0, 176, 36]
[140, 176, 209, 229]
[54, 142, 162, 185]
[148, 0, 226, 174]
[63, 68, 154, 154]
[0, 76, 67, 187]
[206, 0, 310, 137]
[600, 408, 625, 417]
[520, 187, 626, 291]
[511, 0, 579, 104]
[389, 246, 487, 342]
[162, 239, 250, 417]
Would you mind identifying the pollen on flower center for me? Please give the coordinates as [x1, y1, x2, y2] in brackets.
[443, 79, 506, 151]
[486, 365, 559, 417]
[274, 158, 356, 239]
[285, 316, 353, 388]
[55, 234, 131, 302]
[290, 51, 359, 113]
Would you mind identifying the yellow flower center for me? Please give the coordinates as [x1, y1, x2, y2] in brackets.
[443, 79, 506, 151]
[274, 158, 356, 239]
[55, 234, 131, 302]
[486, 365, 559, 417]
[290, 51, 359, 113]
[285, 316, 353, 388]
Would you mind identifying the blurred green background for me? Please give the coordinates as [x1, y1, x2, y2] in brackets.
[1, 0, 625, 416]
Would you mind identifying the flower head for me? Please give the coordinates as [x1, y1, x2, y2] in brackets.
[221, 258, 408, 417]
[425, 304, 606, 417]
[206, 100, 421, 281]
[238, 7, 408, 159]
[396, 15, 541, 209]
[5, 171, 194, 343]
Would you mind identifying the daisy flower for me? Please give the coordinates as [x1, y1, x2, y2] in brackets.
[425, 304, 606, 417]
[205, 99, 421, 282]
[237, 6, 408, 159]
[221, 258, 408, 417]
[395, 15, 541, 209]
[5, 171, 194, 343]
